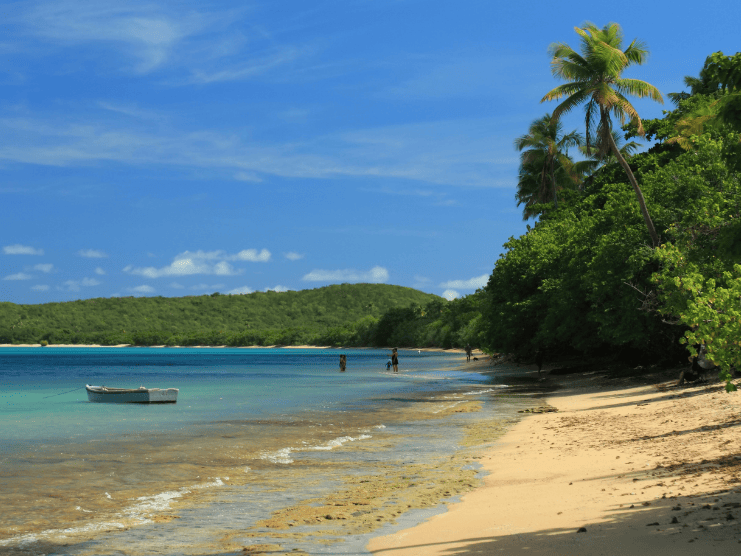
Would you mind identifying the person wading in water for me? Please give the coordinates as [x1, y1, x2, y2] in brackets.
[339, 354, 347, 372]
[391, 348, 399, 373]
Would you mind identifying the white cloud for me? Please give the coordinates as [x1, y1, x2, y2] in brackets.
[302, 266, 389, 283]
[59, 277, 101, 291]
[33, 263, 54, 273]
[169, 282, 185, 289]
[4, 272, 33, 280]
[231, 249, 271, 262]
[285, 252, 304, 261]
[264, 285, 291, 292]
[95, 267, 106, 275]
[442, 289, 460, 300]
[78, 249, 108, 258]
[128, 285, 155, 294]
[227, 285, 253, 295]
[3, 244, 44, 255]
[31, 284, 50, 291]
[439, 274, 489, 291]
[124, 248, 270, 278]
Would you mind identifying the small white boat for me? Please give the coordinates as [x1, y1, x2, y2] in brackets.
[85, 384, 179, 404]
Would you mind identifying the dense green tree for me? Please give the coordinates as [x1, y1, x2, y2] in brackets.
[542, 22, 664, 247]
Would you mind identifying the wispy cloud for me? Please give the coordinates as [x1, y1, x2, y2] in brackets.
[14, 2, 318, 82]
[285, 252, 304, 261]
[97, 101, 164, 121]
[128, 284, 155, 294]
[169, 282, 185, 289]
[187, 46, 309, 84]
[78, 249, 108, 258]
[4, 272, 33, 280]
[31, 284, 49, 291]
[58, 277, 101, 291]
[33, 263, 54, 273]
[439, 274, 489, 290]
[234, 171, 263, 183]
[123, 249, 270, 278]
[3, 244, 44, 255]
[302, 266, 389, 283]
[94, 267, 106, 275]
[0, 114, 517, 188]
[19, 1, 203, 73]
[189, 283, 225, 291]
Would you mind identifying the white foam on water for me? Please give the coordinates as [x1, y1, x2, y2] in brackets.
[261, 447, 295, 464]
[259, 434, 373, 464]
[432, 401, 464, 414]
[0, 478, 226, 549]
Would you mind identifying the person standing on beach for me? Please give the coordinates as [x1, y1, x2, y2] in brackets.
[339, 354, 347, 372]
[465, 344, 472, 362]
[391, 348, 399, 373]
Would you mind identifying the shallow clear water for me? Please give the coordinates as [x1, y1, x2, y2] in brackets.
[0, 347, 523, 555]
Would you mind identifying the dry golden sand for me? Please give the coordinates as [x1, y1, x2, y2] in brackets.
[368, 367, 741, 555]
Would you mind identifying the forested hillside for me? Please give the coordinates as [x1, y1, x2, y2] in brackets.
[0, 284, 440, 346]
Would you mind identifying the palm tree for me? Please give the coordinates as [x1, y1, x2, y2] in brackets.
[579, 129, 641, 172]
[514, 114, 582, 220]
[541, 22, 664, 247]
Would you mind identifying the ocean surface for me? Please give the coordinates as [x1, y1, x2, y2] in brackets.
[0, 347, 530, 555]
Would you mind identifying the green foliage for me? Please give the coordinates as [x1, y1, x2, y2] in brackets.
[480, 117, 740, 366]
[0, 284, 441, 347]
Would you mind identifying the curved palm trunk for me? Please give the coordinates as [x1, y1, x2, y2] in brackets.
[550, 161, 558, 209]
[603, 115, 660, 248]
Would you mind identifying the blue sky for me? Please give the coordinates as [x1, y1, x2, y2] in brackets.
[2, 0, 739, 305]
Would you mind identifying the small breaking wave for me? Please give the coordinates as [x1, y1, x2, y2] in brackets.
[0, 478, 226, 549]
[260, 434, 373, 465]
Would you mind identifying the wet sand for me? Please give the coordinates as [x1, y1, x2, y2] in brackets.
[368, 365, 741, 555]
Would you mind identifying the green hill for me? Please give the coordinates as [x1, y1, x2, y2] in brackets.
[0, 284, 442, 346]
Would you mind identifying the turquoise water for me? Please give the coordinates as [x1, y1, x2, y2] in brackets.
[0, 347, 473, 446]
[0, 347, 521, 555]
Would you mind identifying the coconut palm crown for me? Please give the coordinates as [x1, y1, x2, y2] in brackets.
[541, 22, 664, 246]
[514, 114, 582, 219]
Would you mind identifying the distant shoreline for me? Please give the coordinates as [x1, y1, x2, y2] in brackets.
[0, 343, 478, 355]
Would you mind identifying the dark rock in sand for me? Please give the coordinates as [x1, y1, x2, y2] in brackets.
[577, 527, 587, 533]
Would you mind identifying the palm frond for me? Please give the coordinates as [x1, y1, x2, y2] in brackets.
[541, 81, 587, 103]
[623, 38, 649, 64]
[546, 88, 590, 121]
[614, 78, 664, 103]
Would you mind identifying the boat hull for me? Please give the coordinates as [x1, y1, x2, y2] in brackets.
[85, 385, 178, 404]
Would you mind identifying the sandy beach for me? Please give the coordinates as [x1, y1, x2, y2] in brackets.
[369, 364, 741, 555]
